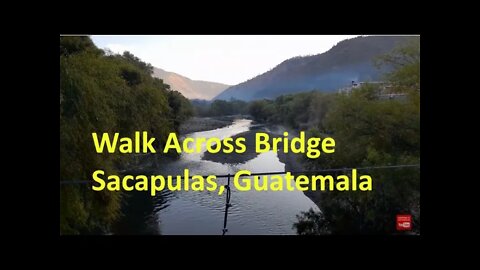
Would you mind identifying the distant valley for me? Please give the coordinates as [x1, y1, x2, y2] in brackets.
[152, 67, 229, 100]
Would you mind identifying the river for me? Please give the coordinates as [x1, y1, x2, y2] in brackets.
[114, 118, 319, 235]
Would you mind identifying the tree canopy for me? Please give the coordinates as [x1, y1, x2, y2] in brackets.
[60, 36, 192, 234]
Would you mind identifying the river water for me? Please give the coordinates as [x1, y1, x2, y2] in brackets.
[116, 119, 319, 235]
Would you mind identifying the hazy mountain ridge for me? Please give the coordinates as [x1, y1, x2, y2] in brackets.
[214, 36, 418, 101]
[153, 67, 229, 100]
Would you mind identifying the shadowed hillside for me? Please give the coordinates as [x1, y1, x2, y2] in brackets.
[214, 36, 418, 101]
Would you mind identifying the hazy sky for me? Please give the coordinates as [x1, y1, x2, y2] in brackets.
[91, 35, 359, 85]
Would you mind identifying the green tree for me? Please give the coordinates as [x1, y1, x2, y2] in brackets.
[122, 51, 154, 74]
[376, 37, 420, 94]
[60, 36, 102, 56]
[168, 90, 194, 130]
[248, 99, 274, 122]
[209, 100, 233, 116]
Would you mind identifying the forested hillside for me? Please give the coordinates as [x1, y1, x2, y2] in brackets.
[215, 36, 417, 101]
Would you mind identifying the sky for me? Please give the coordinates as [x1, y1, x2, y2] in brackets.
[91, 35, 359, 85]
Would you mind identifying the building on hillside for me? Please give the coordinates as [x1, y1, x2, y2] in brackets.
[337, 80, 407, 100]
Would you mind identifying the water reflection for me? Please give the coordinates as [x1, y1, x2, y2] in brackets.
[114, 119, 319, 234]
[112, 191, 161, 235]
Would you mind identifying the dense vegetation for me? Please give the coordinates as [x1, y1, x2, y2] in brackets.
[246, 40, 420, 234]
[248, 91, 335, 131]
[60, 36, 193, 234]
[191, 99, 249, 117]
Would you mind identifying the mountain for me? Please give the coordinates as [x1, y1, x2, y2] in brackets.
[214, 36, 418, 101]
[153, 67, 229, 100]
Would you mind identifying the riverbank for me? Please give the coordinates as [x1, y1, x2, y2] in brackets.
[179, 115, 248, 134]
